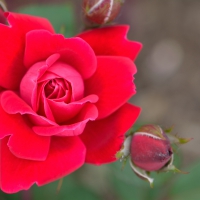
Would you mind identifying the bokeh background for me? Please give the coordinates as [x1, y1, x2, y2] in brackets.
[1, 0, 200, 199]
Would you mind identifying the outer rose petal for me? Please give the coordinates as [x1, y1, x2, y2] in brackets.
[0, 102, 50, 161]
[1, 90, 57, 126]
[0, 12, 54, 89]
[0, 136, 86, 193]
[80, 103, 141, 164]
[0, 93, 51, 161]
[8, 131, 50, 161]
[85, 56, 137, 119]
[77, 25, 142, 61]
[0, 95, 22, 139]
[24, 30, 97, 79]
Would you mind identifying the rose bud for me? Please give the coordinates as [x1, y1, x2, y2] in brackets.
[83, 0, 124, 25]
[130, 125, 173, 171]
[0, 0, 7, 25]
[116, 125, 191, 187]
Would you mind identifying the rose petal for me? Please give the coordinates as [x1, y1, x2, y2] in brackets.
[85, 56, 137, 119]
[80, 103, 141, 164]
[0, 93, 51, 161]
[33, 103, 98, 136]
[41, 85, 55, 121]
[22, 54, 83, 104]
[47, 94, 98, 123]
[24, 30, 97, 79]
[0, 136, 86, 193]
[46, 60, 84, 101]
[8, 131, 50, 161]
[0, 12, 54, 89]
[1, 91, 57, 126]
[0, 95, 21, 139]
[77, 25, 142, 61]
[20, 54, 61, 109]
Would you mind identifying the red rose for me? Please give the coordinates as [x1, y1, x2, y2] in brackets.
[0, 12, 141, 193]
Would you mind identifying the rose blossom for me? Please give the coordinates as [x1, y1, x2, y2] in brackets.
[0, 12, 142, 193]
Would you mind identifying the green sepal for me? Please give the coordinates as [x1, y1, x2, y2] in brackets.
[160, 154, 188, 174]
[129, 159, 154, 188]
[164, 125, 174, 133]
[165, 132, 192, 144]
[116, 135, 132, 170]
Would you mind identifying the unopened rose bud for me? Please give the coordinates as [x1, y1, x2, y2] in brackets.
[130, 125, 173, 171]
[0, 0, 7, 25]
[83, 0, 124, 25]
[116, 124, 190, 187]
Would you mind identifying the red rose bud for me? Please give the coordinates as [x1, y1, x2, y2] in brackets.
[116, 125, 190, 187]
[130, 125, 173, 171]
[83, 0, 124, 25]
[0, 0, 7, 25]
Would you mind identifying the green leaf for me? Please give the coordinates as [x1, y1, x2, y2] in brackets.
[17, 3, 76, 37]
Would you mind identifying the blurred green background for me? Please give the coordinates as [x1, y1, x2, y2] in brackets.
[1, 0, 200, 199]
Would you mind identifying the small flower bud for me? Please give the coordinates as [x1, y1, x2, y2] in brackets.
[83, 0, 124, 25]
[0, 0, 7, 25]
[116, 124, 190, 187]
[130, 125, 173, 171]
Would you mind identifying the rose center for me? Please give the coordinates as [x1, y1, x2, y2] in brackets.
[44, 78, 72, 103]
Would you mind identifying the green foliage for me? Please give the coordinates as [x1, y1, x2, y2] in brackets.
[17, 3, 76, 37]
